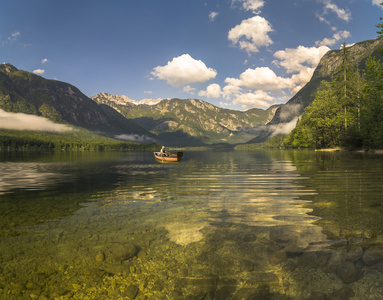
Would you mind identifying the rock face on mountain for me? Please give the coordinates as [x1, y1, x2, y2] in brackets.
[94, 93, 164, 106]
[92, 93, 276, 145]
[249, 38, 383, 144]
[0, 64, 151, 138]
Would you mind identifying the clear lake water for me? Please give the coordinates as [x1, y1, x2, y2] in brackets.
[1, 150, 383, 299]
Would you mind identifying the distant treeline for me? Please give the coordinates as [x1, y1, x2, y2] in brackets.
[0, 129, 158, 151]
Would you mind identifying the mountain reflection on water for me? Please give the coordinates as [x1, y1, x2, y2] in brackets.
[1, 150, 383, 299]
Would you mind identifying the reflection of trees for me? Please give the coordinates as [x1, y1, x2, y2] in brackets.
[283, 150, 383, 242]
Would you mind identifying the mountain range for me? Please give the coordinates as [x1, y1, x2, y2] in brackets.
[0, 63, 155, 142]
[1, 37, 382, 147]
[91, 93, 277, 145]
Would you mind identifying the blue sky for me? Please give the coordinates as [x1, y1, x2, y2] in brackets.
[1, 0, 382, 111]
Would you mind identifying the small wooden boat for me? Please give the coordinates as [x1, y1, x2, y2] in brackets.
[154, 151, 183, 162]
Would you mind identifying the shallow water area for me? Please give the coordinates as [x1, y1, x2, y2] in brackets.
[1, 150, 383, 299]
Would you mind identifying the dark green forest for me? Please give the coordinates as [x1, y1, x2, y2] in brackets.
[0, 129, 158, 151]
[283, 10, 383, 150]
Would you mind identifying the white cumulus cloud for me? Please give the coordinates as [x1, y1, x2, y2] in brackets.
[232, 0, 265, 13]
[221, 44, 331, 109]
[11, 31, 21, 38]
[272, 45, 330, 89]
[33, 69, 45, 75]
[0, 109, 72, 132]
[223, 78, 242, 98]
[315, 30, 351, 47]
[151, 54, 217, 87]
[273, 45, 330, 73]
[41, 58, 49, 64]
[209, 11, 219, 22]
[373, 0, 383, 9]
[237, 67, 292, 91]
[198, 83, 222, 98]
[228, 16, 273, 54]
[323, 0, 351, 22]
[233, 91, 274, 109]
[183, 85, 196, 94]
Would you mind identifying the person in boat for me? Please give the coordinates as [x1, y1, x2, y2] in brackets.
[160, 146, 167, 156]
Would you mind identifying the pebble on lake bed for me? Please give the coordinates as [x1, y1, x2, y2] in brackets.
[95, 251, 106, 262]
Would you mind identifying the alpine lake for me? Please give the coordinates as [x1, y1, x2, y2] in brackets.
[1, 149, 383, 300]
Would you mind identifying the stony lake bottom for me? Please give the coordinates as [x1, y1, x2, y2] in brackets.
[1, 150, 383, 300]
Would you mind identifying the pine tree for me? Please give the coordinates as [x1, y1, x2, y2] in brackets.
[331, 42, 359, 131]
[376, 2, 383, 37]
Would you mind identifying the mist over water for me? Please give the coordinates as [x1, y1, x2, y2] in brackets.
[1, 150, 383, 299]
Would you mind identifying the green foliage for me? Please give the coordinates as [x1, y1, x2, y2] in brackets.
[377, 2, 383, 37]
[283, 81, 353, 149]
[359, 56, 383, 148]
[0, 129, 159, 151]
[235, 135, 286, 150]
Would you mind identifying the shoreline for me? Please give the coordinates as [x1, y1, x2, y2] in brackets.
[316, 148, 383, 154]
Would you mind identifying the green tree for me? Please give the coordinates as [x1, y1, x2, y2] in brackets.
[360, 57, 383, 148]
[304, 81, 345, 148]
[283, 81, 345, 148]
[331, 42, 360, 131]
[376, 2, 383, 37]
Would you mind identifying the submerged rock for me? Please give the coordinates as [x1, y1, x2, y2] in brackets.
[362, 245, 383, 266]
[335, 262, 363, 284]
[298, 252, 330, 268]
[110, 243, 137, 261]
[329, 287, 355, 300]
[344, 245, 363, 262]
[305, 292, 327, 300]
[26, 281, 40, 290]
[10, 282, 25, 292]
[248, 284, 271, 300]
[239, 233, 257, 242]
[122, 284, 139, 299]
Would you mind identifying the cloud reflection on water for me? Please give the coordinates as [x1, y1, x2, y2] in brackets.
[0, 162, 70, 194]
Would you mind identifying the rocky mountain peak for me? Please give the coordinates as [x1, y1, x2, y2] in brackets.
[92, 93, 164, 106]
[313, 38, 383, 78]
[0, 63, 18, 74]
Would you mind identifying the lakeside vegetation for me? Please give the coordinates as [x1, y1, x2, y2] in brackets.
[0, 129, 158, 151]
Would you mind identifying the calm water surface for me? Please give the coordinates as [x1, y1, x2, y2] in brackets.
[1, 150, 383, 299]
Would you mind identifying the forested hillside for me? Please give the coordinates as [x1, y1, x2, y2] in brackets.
[250, 37, 383, 144]
[284, 37, 383, 149]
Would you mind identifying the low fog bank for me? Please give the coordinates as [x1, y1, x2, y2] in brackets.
[269, 117, 299, 138]
[0, 109, 73, 132]
[114, 134, 157, 143]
